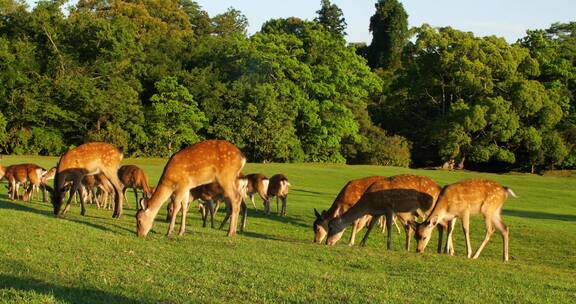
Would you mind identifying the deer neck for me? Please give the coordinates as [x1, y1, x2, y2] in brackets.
[144, 183, 173, 214]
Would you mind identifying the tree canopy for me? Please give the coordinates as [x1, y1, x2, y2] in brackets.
[0, 0, 574, 172]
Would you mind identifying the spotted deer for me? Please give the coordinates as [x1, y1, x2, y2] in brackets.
[118, 165, 151, 209]
[314, 176, 384, 245]
[415, 179, 517, 262]
[166, 175, 249, 234]
[51, 142, 125, 218]
[326, 175, 454, 252]
[265, 174, 290, 216]
[136, 140, 246, 237]
[3, 164, 50, 202]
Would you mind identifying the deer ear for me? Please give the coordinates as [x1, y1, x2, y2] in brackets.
[139, 198, 147, 210]
[314, 208, 321, 219]
[429, 216, 439, 226]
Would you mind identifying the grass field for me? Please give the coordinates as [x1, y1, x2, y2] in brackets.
[0, 155, 575, 303]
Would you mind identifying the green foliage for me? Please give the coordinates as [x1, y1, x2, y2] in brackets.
[314, 0, 347, 37]
[367, 0, 409, 70]
[0, 0, 573, 171]
[146, 76, 206, 156]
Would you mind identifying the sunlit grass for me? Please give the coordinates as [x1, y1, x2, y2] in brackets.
[0, 155, 575, 303]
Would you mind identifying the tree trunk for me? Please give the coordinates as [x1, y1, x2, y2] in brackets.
[457, 155, 465, 170]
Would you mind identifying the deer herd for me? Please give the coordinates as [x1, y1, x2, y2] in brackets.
[0, 140, 517, 262]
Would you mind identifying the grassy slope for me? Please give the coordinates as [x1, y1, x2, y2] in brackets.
[0, 155, 575, 303]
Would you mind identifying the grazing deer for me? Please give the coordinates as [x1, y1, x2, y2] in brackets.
[415, 179, 517, 262]
[3, 164, 48, 202]
[118, 165, 152, 209]
[245, 173, 269, 210]
[166, 175, 249, 235]
[265, 174, 290, 216]
[314, 176, 384, 245]
[326, 175, 452, 252]
[51, 142, 124, 218]
[136, 140, 246, 237]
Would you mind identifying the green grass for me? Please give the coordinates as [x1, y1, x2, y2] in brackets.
[0, 155, 575, 303]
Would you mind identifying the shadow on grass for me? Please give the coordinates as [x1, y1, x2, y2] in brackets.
[243, 208, 310, 229]
[504, 209, 576, 222]
[290, 188, 331, 197]
[0, 198, 135, 234]
[0, 275, 141, 304]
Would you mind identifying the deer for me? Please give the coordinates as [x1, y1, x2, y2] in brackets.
[118, 165, 152, 209]
[415, 179, 517, 262]
[314, 176, 402, 246]
[245, 173, 269, 210]
[51, 142, 125, 218]
[326, 174, 454, 252]
[136, 140, 246, 237]
[3, 164, 49, 202]
[265, 174, 290, 216]
[166, 174, 249, 235]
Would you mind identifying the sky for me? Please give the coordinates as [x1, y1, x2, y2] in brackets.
[25, 0, 575, 43]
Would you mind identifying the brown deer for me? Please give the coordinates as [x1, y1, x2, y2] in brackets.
[166, 175, 249, 235]
[118, 165, 152, 209]
[314, 176, 384, 245]
[326, 175, 453, 252]
[415, 179, 517, 262]
[51, 142, 124, 218]
[136, 140, 246, 237]
[3, 164, 48, 202]
[265, 174, 290, 216]
[245, 173, 269, 210]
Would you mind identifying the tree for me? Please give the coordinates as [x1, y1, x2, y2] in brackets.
[314, 0, 346, 37]
[367, 0, 408, 70]
[146, 76, 206, 156]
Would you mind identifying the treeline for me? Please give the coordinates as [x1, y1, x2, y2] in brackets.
[0, 0, 574, 173]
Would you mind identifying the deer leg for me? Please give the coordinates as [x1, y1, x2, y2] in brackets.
[41, 184, 47, 203]
[360, 215, 380, 247]
[493, 215, 509, 262]
[167, 190, 186, 236]
[263, 199, 270, 215]
[222, 185, 241, 237]
[281, 195, 287, 216]
[24, 184, 33, 202]
[219, 200, 231, 230]
[200, 202, 208, 228]
[78, 187, 87, 216]
[178, 191, 190, 236]
[385, 212, 394, 250]
[472, 217, 495, 260]
[349, 219, 361, 246]
[249, 193, 257, 210]
[404, 221, 413, 251]
[393, 215, 401, 234]
[240, 200, 247, 232]
[445, 218, 457, 255]
[436, 224, 445, 254]
[276, 196, 280, 215]
[62, 176, 82, 215]
[461, 213, 472, 258]
[209, 200, 216, 229]
[102, 169, 124, 219]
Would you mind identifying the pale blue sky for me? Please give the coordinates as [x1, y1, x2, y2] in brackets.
[26, 0, 575, 43]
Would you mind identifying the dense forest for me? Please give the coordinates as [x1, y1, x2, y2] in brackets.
[0, 0, 574, 172]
